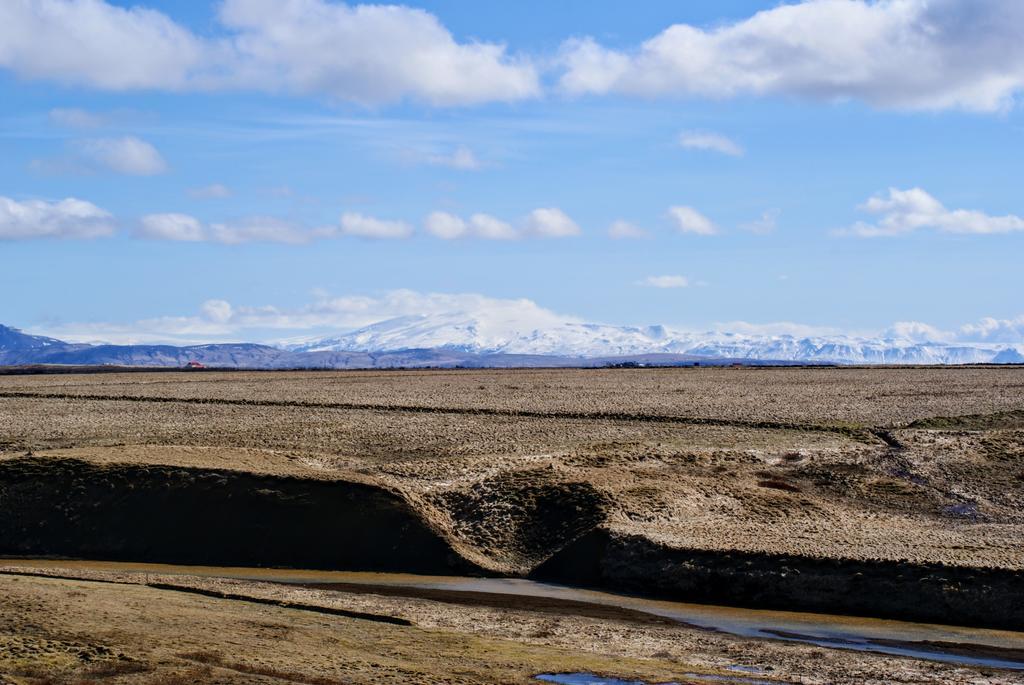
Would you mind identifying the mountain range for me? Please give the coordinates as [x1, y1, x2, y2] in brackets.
[2, 314, 1022, 369]
[284, 313, 1024, 365]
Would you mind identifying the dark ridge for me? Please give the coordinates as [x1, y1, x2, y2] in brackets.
[531, 529, 1024, 632]
[906, 410, 1024, 431]
[145, 583, 413, 625]
[869, 428, 905, 450]
[0, 570, 410, 626]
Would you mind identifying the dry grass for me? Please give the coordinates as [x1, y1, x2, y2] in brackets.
[179, 651, 347, 684]
[3, 366, 1023, 425]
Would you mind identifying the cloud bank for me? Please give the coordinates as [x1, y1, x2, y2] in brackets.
[558, 0, 1024, 112]
[844, 187, 1024, 237]
[5, 1, 1024, 112]
[0, 196, 116, 240]
[0, 0, 539, 106]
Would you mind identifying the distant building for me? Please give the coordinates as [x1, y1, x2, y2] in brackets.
[185, 361, 206, 369]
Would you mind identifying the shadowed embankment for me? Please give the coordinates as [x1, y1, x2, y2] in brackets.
[0, 456, 479, 575]
[1, 455, 1022, 631]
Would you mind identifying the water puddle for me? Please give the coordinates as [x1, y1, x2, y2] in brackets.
[536, 675, 650, 685]
[4, 559, 1024, 671]
[536, 673, 777, 685]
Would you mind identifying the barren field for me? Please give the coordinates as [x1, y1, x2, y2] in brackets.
[2, 367, 1023, 683]
[3, 366, 1023, 424]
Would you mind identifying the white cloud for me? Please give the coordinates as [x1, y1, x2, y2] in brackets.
[678, 130, 743, 157]
[742, 208, 780, 234]
[843, 187, 1024, 237]
[0, 196, 116, 240]
[0, 0, 539, 107]
[424, 211, 467, 239]
[637, 275, 689, 289]
[524, 207, 581, 238]
[138, 213, 205, 242]
[468, 213, 518, 240]
[425, 209, 577, 240]
[0, 0, 206, 90]
[607, 220, 648, 239]
[884, 321, 950, 342]
[425, 211, 518, 240]
[558, 0, 1024, 112]
[138, 213, 314, 244]
[338, 212, 413, 239]
[957, 315, 1024, 344]
[668, 206, 717, 235]
[884, 315, 1024, 344]
[219, 0, 539, 106]
[188, 183, 232, 199]
[77, 136, 167, 175]
[200, 299, 234, 324]
[426, 145, 482, 170]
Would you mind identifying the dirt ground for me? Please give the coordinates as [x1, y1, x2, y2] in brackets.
[1, 367, 1023, 682]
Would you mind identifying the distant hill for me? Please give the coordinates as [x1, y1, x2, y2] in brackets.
[0, 324, 83, 364]
[2, 320, 1022, 369]
[0, 325, 284, 368]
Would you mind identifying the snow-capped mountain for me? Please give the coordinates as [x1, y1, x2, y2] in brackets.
[282, 314, 1024, 365]
[284, 313, 671, 357]
[6, 310, 1023, 369]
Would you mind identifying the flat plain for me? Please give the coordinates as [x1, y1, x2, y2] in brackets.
[2, 367, 1023, 684]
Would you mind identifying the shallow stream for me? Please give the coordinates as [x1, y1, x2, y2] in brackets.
[4, 559, 1023, 672]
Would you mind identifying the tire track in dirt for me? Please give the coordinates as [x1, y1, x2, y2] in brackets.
[0, 390, 879, 443]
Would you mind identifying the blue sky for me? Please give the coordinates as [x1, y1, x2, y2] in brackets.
[2, 0, 1024, 344]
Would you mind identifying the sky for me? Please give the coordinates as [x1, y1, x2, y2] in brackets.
[2, 0, 1024, 345]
